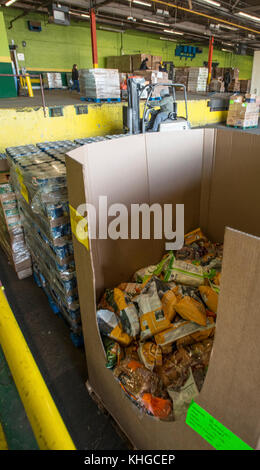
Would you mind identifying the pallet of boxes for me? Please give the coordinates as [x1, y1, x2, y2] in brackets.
[174, 67, 189, 90]
[0, 182, 32, 280]
[187, 67, 208, 93]
[79, 69, 120, 101]
[133, 70, 171, 99]
[227, 93, 259, 129]
[42, 72, 63, 89]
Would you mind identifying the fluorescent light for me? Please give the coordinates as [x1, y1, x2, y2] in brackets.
[5, 0, 18, 6]
[143, 18, 170, 26]
[160, 37, 177, 42]
[81, 14, 90, 18]
[132, 0, 152, 6]
[99, 26, 125, 33]
[200, 0, 221, 6]
[222, 48, 232, 52]
[222, 42, 233, 46]
[237, 12, 260, 23]
[163, 29, 184, 35]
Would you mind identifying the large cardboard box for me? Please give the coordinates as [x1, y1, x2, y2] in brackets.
[66, 129, 260, 450]
[132, 54, 152, 72]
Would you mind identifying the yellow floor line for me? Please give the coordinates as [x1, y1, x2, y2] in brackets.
[0, 423, 8, 450]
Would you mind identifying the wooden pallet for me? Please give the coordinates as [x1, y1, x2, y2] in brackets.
[85, 380, 135, 450]
[226, 124, 258, 130]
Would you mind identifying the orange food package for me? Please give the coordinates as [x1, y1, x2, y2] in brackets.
[199, 286, 218, 314]
[184, 227, 207, 245]
[175, 296, 207, 326]
[138, 342, 163, 371]
[141, 393, 172, 419]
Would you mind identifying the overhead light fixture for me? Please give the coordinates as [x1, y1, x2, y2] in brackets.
[132, 0, 152, 6]
[218, 24, 238, 31]
[222, 48, 232, 52]
[143, 18, 170, 26]
[159, 37, 177, 42]
[222, 42, 233, 46]
[99, 26, 125, 33]
[81, 14, 90, 18]
[237, 12, 260, 23]
[127, 16, 137, 21]
[200, 0, 221, 6]
[5, 0, 18, 6]
[163, 29, 184, 35]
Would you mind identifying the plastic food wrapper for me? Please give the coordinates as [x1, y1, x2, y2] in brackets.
[132, 254, 170, 283]
[174, 296, 207, 326]
[184, 228, 207, 245]
[103, 337, 123, 369]
[155, 347, 191, 388]
[163, 254, 205, 287]
[154, 318, 214, 347]
[167, 368, 199, 419]
[97, 309, 132, 346]
[142, 277, 178, 322]
[134, 279, 171, 340]
[199, 286, 219, 314]
[138, 342, 162, 371]
[114, 359, 172, 418]
[176, 317, 215, 347]
[99, 288, 140, 337]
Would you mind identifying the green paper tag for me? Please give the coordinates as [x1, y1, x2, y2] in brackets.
[229, 100, 234, 104]
[186, 400, 253, 450]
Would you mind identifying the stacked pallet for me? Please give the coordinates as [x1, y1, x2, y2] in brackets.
[0, 182, 32, 279]
[5, 142, 82, 340]
[79, 68, 120, 99]
[42, 72, 63, 89]
[209, 78, 224, 92]
[226, 94, 259, 128]
[188, 67, 208, 92]
[133, 70, 170, 98]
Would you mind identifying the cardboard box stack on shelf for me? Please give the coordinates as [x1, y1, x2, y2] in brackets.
[209, 78, 224, 92]
[66, 129, 260, 450]
[106, 54, 162, 74]
[5, 142, 82, 341]
[42, 72, 63, 89]
[0, 182, 32, 280]
[226, 93, 259, 128]
[188, 67, 208, 92]
[79, 69, 120, 99]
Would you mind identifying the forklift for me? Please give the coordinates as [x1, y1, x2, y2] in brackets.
[123, 78, 190, 134]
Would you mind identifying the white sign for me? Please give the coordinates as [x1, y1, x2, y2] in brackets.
[17, 53, 25, 61]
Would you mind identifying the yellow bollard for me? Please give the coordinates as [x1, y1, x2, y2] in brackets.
[25, 74, 34, 98]
[0, 287, 76, 450]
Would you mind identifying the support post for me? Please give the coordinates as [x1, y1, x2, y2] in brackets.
[207, 36, 214, 85]
[90, 8, 98, 68]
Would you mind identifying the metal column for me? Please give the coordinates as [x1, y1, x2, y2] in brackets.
[90, 7, 98, 68]
[207, 36, 214, 85]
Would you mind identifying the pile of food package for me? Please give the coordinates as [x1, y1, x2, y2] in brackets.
[187, 67, 208, 93]
[5, 141, 82, 336]
[97, 228, 222, 421]
[79, 69, 120, 99]
[0, 182, 32, 279]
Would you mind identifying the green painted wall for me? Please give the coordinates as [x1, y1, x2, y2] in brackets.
[0, 11, 17, 98]
[0, 7, 253, 79]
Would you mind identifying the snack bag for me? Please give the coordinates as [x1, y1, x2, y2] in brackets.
[114, 288, 140, 337]
[114, 359, 164, 398]
[176, 317, 215, 348]
[103, 337, 123, 369]
[199, 286, 218, 314]
[138, 342, 163, 371]
[142, 277, 178, 322]
[116, 282, 143, 298]
[154, 318, 213, 346]
[164, 253, 205, 287]
[167, 368, 199, 419]
[175, 296, 207, 326]
[141, 393, 172, 419]
[134, 280, 171, 340]
[184, 228, 207, 245]
[155, 347, 191, 388]
[97, 309, 132, 346]
[132, 265, 158, 283]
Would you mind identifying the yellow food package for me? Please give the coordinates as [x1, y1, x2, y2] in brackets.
[154, 318, 213, 346]
[175, 296, 207, 326]
[138, 342, 163, 371]
[161, 290, 178, 322]
[135, 280, 171, 340]
[184, 228, 207, 245]
[176, 317, 215, 348]
[199, 286, 219, 314]
[97, 309, 132, 346]
[213, 272, 221, 286]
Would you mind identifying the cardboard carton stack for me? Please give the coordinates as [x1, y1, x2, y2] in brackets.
[106, 54, 162, 73]
[79, 69, 120, 99]
[227, 94, 259, 128]
[42, 72, 63, 89]
[174, 67, 189, 89]
[188, 67, 208, 92]
[209, 78, 224, 92]
[0, 183, 32, 279]
[240, 79, 251, 94]
[0, 153, 9, 184]
[228, 68, 240, 92]
[5, 142, 82, 338]
[133, 70, 170, 98]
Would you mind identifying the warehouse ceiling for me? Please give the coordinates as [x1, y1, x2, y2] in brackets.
[1, 0, 260, 51]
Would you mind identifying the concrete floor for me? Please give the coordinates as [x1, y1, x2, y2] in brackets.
[0, 248, 128, 450]
[0, 89, 231, 109]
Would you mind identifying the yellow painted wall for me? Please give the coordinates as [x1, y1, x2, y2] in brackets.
[0, 101, 227, 152]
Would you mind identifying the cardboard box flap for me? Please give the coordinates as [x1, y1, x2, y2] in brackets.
[197, 227, 260, 448]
